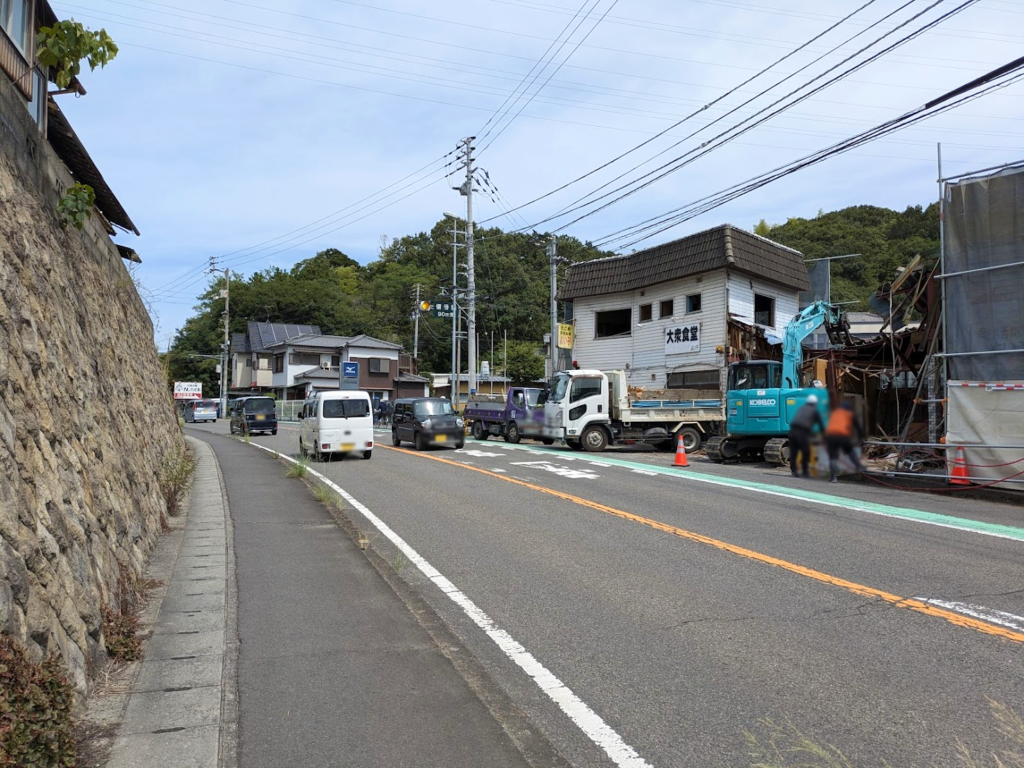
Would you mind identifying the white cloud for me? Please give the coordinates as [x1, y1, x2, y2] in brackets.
[48, 0, 1024, 338]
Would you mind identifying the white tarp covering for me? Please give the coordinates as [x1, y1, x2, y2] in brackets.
[946, 382, 1024, 489]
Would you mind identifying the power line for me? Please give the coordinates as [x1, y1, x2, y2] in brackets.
[477, 0, 883, 224]
[479, 0, 621, 154]
[596, 56, 1024, 250]
[521, 0, 984, 235]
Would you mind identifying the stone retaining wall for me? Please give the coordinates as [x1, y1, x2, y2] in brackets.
[0, 74, 183, 694]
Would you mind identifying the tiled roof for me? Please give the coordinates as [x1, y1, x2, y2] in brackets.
[395, 372, 430, 383]
[267, 333, 353, 350]
[348, 334, 403, 351]
[264, 332, 404, 351]
[559, 224, 809, 300]
[294, 367, 339, 380]
[230, 333, 250, 355]
[247, 322, 321, 352]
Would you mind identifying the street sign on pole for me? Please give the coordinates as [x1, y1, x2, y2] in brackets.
[340, 361, 360, 391]
[431, 301, 455, 319]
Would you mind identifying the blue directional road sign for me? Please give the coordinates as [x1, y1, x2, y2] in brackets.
[341, 361, 359, 390]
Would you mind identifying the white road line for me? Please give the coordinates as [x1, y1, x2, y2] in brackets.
[491, 468, 508, 473]
[250, 443, 652, 768]
[916, 598, 1024, 632]
[631, 469, 658, 476]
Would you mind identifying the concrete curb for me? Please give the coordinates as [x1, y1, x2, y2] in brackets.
[104, 437, 238, 768]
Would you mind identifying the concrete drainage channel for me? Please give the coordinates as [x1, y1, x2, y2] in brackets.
[90, 437, 239, 768]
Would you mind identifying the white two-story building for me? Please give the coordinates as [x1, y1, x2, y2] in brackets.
[560, 224, 810, 394]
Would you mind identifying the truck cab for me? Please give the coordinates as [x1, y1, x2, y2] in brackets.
[543, 370, 609, 449]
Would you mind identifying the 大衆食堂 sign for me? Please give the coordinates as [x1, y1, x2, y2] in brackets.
[665, 323, 700, 354]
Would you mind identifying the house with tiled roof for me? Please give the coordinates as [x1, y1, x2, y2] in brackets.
[230, 322, 418, 401]
[230, 322, 321, 391]
[560, 224, 809, 393]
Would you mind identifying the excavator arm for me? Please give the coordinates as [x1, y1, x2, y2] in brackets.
[781, 301, 843, 388]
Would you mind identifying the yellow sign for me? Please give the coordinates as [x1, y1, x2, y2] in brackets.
[557, 323, 574, 349]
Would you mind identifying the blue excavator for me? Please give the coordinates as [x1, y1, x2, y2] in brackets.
[705, 301, 848, 465]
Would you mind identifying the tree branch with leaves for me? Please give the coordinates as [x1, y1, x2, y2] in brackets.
[36, 20, 118, 90]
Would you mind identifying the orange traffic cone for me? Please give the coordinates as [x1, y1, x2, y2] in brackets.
[950, 446, 970, 485]
[674, 435, 689, 467]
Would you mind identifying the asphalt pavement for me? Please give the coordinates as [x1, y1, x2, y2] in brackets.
[189, 421, 1024, 767]
[187, 427, 532, 768]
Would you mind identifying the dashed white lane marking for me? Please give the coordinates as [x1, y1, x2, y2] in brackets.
[455, 449, 506, 458]
[251, 443, 652, 768]
[491, 468, 508, 473]
[631, 469, 658, 476]
[588, 462, 611, 468]
[916, 599, 1024, 632]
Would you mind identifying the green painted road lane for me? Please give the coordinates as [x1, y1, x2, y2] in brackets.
[480, 440, 1024, 542]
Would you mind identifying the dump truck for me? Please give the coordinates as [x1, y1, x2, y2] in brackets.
[463, 387, 554, 444]
[542, 369, 724, 452]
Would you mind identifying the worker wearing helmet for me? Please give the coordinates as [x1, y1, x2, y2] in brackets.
[788, 393, 825, 478]
[825, 400, 867, 483]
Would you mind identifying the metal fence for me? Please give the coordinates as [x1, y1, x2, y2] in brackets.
[276, 401, 303, 422]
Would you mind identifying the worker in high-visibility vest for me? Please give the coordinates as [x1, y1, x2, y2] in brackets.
[825, 400, 866, 483]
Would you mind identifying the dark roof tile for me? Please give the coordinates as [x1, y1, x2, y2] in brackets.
[560, 224, 808, 300]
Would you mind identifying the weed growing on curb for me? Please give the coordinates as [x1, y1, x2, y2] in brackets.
[285, 458, 309, 479]
[311, 482, 344, 510]
[160, 443, 197, 517]
[393, 552, 408, 576]
[0, 636, 76, 767]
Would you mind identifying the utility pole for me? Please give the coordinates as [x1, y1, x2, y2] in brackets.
[220, 268, 230, 419]
[547, 237, 558, 379]
[444, 212, 464, 403]
[456, 137, 478, 398]
[412, 283, 423, 360]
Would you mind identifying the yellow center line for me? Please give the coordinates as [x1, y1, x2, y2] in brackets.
[380, 445, 1024, 644]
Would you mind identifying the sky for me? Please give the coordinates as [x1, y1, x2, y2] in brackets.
[48, 0, 1024, 344]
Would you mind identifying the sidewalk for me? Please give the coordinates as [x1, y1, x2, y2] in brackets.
[107, 437, 235, 768]
[176, 431, 529, 768]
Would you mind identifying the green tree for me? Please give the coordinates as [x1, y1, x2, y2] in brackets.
[504, 341, 545, 384]
[36, 19, 118, 89]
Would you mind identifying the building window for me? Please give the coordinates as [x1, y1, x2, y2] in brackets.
[639, 303, 652, 323]
[26, 68, 46, 131]
[595, 309, 631, 338]
[331, 355, 340, 368]
[1, 0, 31, 54]
[273, 355, 284, 373]
[686, 294, 702, 313]
[660, 300, 674, 318]
[754, 294, 775, 327]
[245, 359, 253, 368]
[289, 353, 320, 366]
[667, 370, 720, 390]
[369, 358, 389, 373]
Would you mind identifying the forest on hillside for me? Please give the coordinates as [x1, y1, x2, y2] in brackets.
[167, 204, 939, 393]
[755, 202, 939, 306]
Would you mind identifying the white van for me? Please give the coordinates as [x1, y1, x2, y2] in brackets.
[299, 391, 374, 460]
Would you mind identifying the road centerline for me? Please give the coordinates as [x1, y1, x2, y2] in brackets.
[480, 442, 1024, 543]
[380, 445, 1024, 645]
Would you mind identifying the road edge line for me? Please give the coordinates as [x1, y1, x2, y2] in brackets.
[248, 442, 653, 768]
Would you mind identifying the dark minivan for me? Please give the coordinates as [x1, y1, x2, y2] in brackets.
[391, 398, 465, 451]
[230, 396, 278, 436]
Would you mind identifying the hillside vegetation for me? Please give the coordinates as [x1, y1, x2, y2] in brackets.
[168, 204, 938, 392]
[755, 203, 939, 307]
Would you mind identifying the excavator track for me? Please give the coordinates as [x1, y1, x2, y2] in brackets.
[764, 437, 790, 466]
[705, 436, 740, 463]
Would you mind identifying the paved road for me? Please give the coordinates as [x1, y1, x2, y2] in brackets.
[192, 421, 1024, 767]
